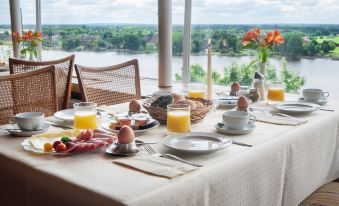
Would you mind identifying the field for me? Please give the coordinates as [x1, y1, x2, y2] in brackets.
[316, 36, 339, 44]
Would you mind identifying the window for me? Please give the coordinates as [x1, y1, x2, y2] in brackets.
[183, 0, 339, 100]
[0, 0, 12, 62]
[41, 0, 159, 79]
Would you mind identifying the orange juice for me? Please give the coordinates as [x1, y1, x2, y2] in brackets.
[267, 88, 285, 101]
[74, 113, 97, 129]
[188, 90, 204, 98]
[167, 111, 191, 133]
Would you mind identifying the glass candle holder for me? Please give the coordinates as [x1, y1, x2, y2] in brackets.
[267, 81, 285, 103]
[73, 102, 97, 129]
[167, 104, 191, 134]
[187, 83, 205, 98]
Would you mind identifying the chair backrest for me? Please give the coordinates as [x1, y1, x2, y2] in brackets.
[9, 55, 75, 110]
[0, 65, 58, 125]
[75, 59, 141, 106]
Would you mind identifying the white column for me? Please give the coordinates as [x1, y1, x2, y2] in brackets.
[182, 0, 192, 83]
[9, 0, 22, 58]
[158, 0, 172, 87]
[36, 0, 42, 61]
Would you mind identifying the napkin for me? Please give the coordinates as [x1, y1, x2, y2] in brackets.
[114, 155, 198, 178]
[255, 113, 306, 126]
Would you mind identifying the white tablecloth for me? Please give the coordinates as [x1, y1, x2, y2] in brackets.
[0, 101, 338, 206]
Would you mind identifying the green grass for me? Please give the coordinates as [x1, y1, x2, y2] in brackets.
[316, 36, 339, 44]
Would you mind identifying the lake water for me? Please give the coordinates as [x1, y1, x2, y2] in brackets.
[42, 50, 339, 100]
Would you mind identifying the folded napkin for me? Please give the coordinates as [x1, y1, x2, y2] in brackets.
[255, 113, 306, 126]
[114, 155, 198, 178]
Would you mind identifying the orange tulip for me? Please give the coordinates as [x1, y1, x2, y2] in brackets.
[272, 30, 284, 44]
[242, 28, 261, 46]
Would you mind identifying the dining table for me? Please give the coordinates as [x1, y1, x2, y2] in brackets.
[0, 97, 339, 206]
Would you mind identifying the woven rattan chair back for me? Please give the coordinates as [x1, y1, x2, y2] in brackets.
[75, 59, 141, 106]
[0, 65, 58, 125]
[9, 55, 75, 110]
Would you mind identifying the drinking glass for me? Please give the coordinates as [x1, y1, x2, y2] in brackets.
[187, 83, 205, 98]
[74, 102, 97, 129]
[267, 81, 285, 102]
[167, 104, 191, 134]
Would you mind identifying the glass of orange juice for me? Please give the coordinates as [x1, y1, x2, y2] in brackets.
[167, 104, 191, 134]
[188, 83, 205, 98]
[74, 102, 97, 129]
[267, 81, 285, 103]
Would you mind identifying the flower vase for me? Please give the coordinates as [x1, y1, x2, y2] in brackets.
[29, 51, 36, 61]
[258, 62, 266, 101]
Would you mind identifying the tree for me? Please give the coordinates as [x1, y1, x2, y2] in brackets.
[278, 32, 304, 60]
[123, 33, 141, 50]
[172, 31, 183, 55]
[191, 39, 204, 53]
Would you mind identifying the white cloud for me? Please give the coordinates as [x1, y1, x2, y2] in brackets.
[0, 0, 338, 25]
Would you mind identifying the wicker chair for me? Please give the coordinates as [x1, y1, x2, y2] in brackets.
[0, 65, 58, 125]
[74, 59, 141, 106]
[9, 55, 75, 110]
[299, 182, 339, 206]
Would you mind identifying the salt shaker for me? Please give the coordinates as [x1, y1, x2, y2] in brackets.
[253, 72, 265, 101]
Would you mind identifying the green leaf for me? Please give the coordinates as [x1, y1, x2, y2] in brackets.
[33, 50, 38, 57]
[61, 136, 72, 143]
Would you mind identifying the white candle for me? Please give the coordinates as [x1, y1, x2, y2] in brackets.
[207, 38, 212, 100]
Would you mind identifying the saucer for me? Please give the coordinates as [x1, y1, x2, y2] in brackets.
[106, 142, 140, 156]
[6, 122, 50, 137]
[298, 97, 328, 106]
[216, 122, 256, 135]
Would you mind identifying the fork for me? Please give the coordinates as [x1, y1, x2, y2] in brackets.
[143, 144, 203, 167]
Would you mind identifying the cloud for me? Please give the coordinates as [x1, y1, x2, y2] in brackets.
[0, 0, 338, 25]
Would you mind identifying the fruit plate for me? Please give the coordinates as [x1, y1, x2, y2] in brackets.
[21, 138, 109, 156]
[98, 113, 160, 134]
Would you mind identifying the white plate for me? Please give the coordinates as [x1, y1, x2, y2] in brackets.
[298, 97, 328, 106]
[21, 138, 108, 156]
[162, 132, 232, 154]
[273, 102, 320, 115]
[216, 122, 256, 135]
[98, 117, 160, 134]
[54, 108, 107, 122]
[7, 122, 50, 137]
[217, 96, 238, 108]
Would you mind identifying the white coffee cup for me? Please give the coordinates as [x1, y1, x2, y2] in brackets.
[302, 89, 329, 102]
[222, 111, 256, 130]
[9, 112, 44, 130]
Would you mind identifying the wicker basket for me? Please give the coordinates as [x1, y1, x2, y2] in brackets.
[142, 97, 213, 124]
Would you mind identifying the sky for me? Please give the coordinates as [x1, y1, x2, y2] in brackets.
[1, 0, 339, 25]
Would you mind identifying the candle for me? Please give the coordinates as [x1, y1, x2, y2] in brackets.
[207, 38, 212, 100]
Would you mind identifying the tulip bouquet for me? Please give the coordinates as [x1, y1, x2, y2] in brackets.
[242, 28, 284, 64]
[12, 30, 42, 59]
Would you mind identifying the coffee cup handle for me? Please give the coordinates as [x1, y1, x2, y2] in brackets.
[322, 92, 329, 98]
[8, 117, 16, 124]
[249, 115, 256, 123]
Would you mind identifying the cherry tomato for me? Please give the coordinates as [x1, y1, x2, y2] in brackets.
[53, 141, 62, 149]
[55, 143, 67, 152]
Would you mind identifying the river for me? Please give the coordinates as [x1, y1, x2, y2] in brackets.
[41, 50, 339, 100]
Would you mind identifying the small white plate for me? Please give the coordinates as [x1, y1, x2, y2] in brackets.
[54, 108, 107, 123]
[273, 102, 320, 115]
[216, 122, 256, 135]
[162, 132, 232, 154]
[217, 96, 238, 108]
[7, 122, 50, 137]
[105, 143, 139, 156]
[99, 118, 160, 134]
[298, 97, 328, 106]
